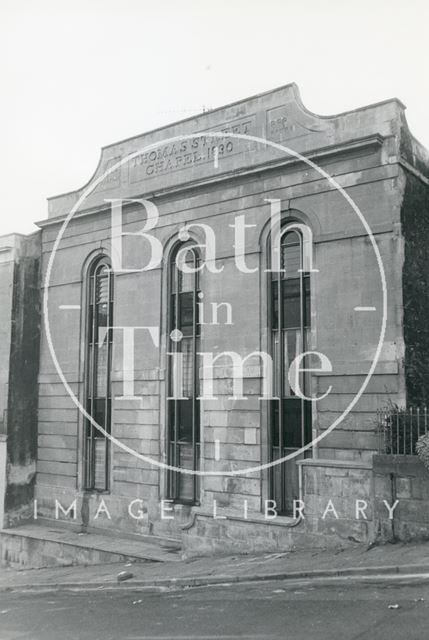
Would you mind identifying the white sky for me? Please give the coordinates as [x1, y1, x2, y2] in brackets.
[1, 0, 428, 235]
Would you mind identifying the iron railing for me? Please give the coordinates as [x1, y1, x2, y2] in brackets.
[377, 406, 429, 455]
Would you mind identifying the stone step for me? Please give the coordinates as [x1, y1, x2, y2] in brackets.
[0, 521, 182, 569]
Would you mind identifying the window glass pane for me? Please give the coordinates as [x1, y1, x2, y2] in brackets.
[96, 299, 109, 328]
[176, 247, 197, 293]
[271, 332, 279, 397]
[96, 269, 110, 302]
[88, 305, 94, 342]
[282, 279, 301, 329]
[272, 285, 278, 330]
[93, 398, 107, 431]
[283, 329, 302, 396]
[282, 329, 312, 398]
[93, 439, 107, 490]
[178, 399, 193, 442]
[181, 337, 194, 397]
[304, 400, 312, 445]
[304, 276, 310, 327]
[170, 293, 177, 329]
[96, 268, 110, 329]
[97, 325, 109, 347]
[282, 230, 300, 246]
[180, 269, 195, 294]
[282, 239, 301, 278]
[85, 399, 93, 437]
[89, 275, 95, 301]
[281, 398, 303, 448]
[179, 292, 194, 333]
[168, 402, 176, 442]
[194, 400, 200, 442]
[302, 332, 311, 393]
[271, 399, 280, 447]
[177, 443, 199, 501]
[96, 342, 108, 398]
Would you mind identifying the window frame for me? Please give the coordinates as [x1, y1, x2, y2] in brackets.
[166, 241, 201, 505]
[269, 224, 312, 515]
[84, 255, 114, 493]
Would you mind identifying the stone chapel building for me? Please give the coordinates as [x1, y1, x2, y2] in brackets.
[1, 83, 429, 558]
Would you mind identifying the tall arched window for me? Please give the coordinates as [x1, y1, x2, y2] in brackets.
[270, 227, 312, 515]
[85, 256, 113, 491]
[167, 242, 200, 504]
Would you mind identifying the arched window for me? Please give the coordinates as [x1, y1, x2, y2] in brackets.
[84, 256, 113, 491]
[167, 242, 200, 504]
[270, 227, 312, 515]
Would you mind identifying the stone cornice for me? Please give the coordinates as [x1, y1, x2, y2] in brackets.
[36, 134, 385, 230]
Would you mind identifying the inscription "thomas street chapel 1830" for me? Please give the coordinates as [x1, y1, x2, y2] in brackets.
[128, 116, 255, 183]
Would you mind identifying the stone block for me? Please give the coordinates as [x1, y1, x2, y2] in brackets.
[244, 428, 258, 445]
[227, 411, 260, 428]
[113, 394, 159, 410]
[374, 474, 391, 497]
[36, 473, 77, 489]
[36, 460, 77, 477]
[203, 411, 229, 427]
[205, 442, 260, 462]
[37, 434, 77, 450]
[409, 477, 429, 500]
[228, 493, 260, 512]
[303, 468, 319, 495]
[326, 467, 349, 477]
[397, 499, 429, 525]
[395, 477, 412, 499]
[341, 477, 372, 501]
[226, 428, 246, 444]
[317, 474, 345, 498]
[113, 468, 159, 486]
[204, 426, 226, 443]
[202, 476, 227, 493]
[38, 447, 77, 463]
[225, 476, 260, 497]
[316, 517, 370, 543]
[204, 490, 231, 509]
[114, 409, 159, 425]
[113, 424, 159, 440]
[133, 380, 160, 396]
[38, 422, 78, 436]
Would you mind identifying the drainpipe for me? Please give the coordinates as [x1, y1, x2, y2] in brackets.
[283, 462, 304, 528]
[389, 472, 397, 541]
[0, 433, 7, 530]
[80, 491, 90, 534]
[181, 511, 197, 531]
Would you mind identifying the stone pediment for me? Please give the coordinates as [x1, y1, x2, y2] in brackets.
[43, 83, 405, 223]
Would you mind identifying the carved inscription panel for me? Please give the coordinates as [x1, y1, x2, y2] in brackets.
[128, 116, 256, 183]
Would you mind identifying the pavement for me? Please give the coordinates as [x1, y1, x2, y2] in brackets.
[2, 540, 429, 593]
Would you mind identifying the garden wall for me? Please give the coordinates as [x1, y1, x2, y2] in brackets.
[373, 454, 429, 541]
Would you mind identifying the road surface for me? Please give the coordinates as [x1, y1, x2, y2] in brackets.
[0, 577, 428, 639]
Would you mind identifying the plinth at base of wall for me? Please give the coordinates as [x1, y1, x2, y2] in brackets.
[0, 520, 182, 569]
